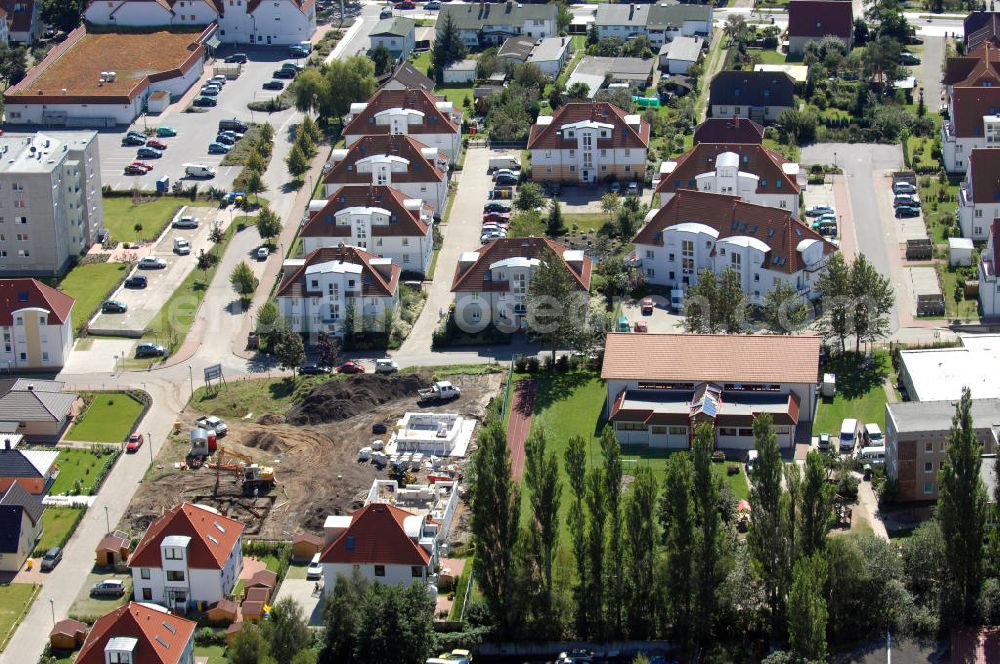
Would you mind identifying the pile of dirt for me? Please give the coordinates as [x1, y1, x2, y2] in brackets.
[285, 371, 431, 425]
[243, 430, 288, 453]
[257, 413, 285, 425]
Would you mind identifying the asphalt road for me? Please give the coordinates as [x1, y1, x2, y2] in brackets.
[918, 35, 945, 111]
[800, 143, 904, 332]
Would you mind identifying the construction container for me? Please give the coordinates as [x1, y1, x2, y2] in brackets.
[191, 428, 209, 455]
[207, 429, 218, 453]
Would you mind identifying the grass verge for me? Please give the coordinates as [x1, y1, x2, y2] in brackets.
[0, 583, 39, 652]
[102, 197, 213, 244]
[192, 374, 338, 416]
[56, 262, 130, 334]
[33, 508, 85, 556]
[49, 448, 118, 495]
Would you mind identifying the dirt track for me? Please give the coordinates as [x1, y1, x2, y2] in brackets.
[124, 371, 502, 540]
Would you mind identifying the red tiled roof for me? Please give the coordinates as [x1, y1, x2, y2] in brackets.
[276, 246, 400, 298]
[96, 532, 129, 553]
[323, 134, 446, 186]
[966, 12, 1000, 52]
[50, 618, 87, 639]
[342, 88, 459, 137]
[246, 0, 313, 15]
[76, 603, 196, 664]
[129, 503, 244, 571]
[320, 502, 430, 566]
[693, 118, 764, 144]
[293, 532, 323, 546]
[527, 102, 650, 150]
[451, 237, 592, 292]
[244, 586, 270, 602]
[0, 278, 74, 327]
[946, 42, 1000, 87]
[969, 148, 1000, 204]
[787, 0, 853, 39]
[633, 189, 836, 274]
[655, 143, 799, 197]
[248, 569, 277, 589]
[601, 332, 821, 384]
[950, 86, 1000, 137]
[302, 186, 430, 240]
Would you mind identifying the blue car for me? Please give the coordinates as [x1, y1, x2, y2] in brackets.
[137, 147, 163, 159]
[208, 142, 231, 154]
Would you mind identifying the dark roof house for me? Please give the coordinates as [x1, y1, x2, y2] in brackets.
[787, 0, 854, 40]
[452, 237, 592, 293]
[0, 482, 43, 555]
[965, 11, 1000, 51]
[693, 118, 765, 144]
[709, 71, 795, 109]
[376, 60, 434, 92]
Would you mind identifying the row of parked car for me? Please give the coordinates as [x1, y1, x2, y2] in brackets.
[805, 204, 838, 236]
[892, 180, 920, 218]
[482, 183, 513, 243]
[264, 61, 302, 91]
[122, 126, 177, 165]
[193, 74, 231, 108]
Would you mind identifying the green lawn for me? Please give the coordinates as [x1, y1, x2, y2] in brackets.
[192, 374, 339, 416]
[0, 583, 40, 652]
[103, 197, 212, 243]
[434, 84, 474, 107]
[516, 371, 749, 542]
[65, 392, 144, 443]
[33, 508, 85, 555]
[937, 263, 980, 321]
[49, 448, 118, 495]
[755, 49, 788, 64]
[564, 213, 606, 233]
[194, 644, 228, 664]
[56, 262, 130, 331]
[813, 352, 890, 437]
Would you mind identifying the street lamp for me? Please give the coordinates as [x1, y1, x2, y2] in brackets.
[49, 598, 54, 625]
[147, 432, 153, 465]
[104, 505, 110, 534]
[189, 366, 194, 399]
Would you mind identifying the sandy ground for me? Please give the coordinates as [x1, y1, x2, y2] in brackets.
[123, 371, 501, 540]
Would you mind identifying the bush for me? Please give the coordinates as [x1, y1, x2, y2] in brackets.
[195, 627, 227, 647]
[837, 472, 860, 501]
[514, 356, 528, 372]
[555, 354, 569, 373]
[711, 450, 726, 463]
[526, 356, 540, 373]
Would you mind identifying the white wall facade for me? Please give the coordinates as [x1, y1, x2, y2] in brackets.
[322, 561, 428, 594]
[530, 126, 647, 184]
[301, 207, 433, 275]
[710, 103, 790, 124]
[130, 538, 242, 609]
[0, 511, 38, 572]
[635, 224, 829, 305]
[659, 160, 800, 217]
[0, 311, 73, 370]
[980, 232, 1000, 319]
[279, 265, 399, 337]
[371, 30, 414, 58]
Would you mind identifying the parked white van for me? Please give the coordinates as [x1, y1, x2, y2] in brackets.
[839, 418, 859, 453]
[857, 445, 886, 465]
[863, 423, 883, 446]
[184, 164, 216, 178]
[488, 156, 521, 172]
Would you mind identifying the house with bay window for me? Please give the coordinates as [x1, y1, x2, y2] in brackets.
[277, 245, 400, 337]
[632, 189, 837, 306]
[129, 503, 244, 611]
[323, 134, 449, 216]
[942, 42, 1000, 172]
[958, 147, 1000, 240]
[602, 332, 820, 450]
[342, 89, 462, 163]
[451, 237, 591, 333]
[301, 186, 433, 276]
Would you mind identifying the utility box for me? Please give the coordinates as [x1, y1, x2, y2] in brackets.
[156, 176, 170, 193]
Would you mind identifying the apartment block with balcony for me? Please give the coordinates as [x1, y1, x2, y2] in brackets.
[0, 278, 74, 370]
[342, 89, 462, 163]
[958, 148, 1000, 240]
[942, 42, 1000, 172]
[0, 132, 104, 277]
[655, 143, 801, 217]
[300, 185, 433, 276]
[979, 219, 1000, 319]
[322, 134, 449, 216]
[632, 189, 837, 306]
[527, 102, 649, 184]
[451, 237, 591, 333]
[276, 245, 400, 338]
[436, 1, 555, 47]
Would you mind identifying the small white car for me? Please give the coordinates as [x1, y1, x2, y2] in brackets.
[174, 238, 191, 255]
[306, 553, 323, 580]
[256, 247, 269, 261]
[138, 256, 167, 269]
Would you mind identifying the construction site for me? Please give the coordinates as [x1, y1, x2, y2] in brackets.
[122, 370, 503, 541]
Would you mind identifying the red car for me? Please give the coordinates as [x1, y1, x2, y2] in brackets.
[124, 164, 146, 175]
[338, 360, 366, 374]
[129, 161, 153, 172]
[394, 1, 415, 8]
[145, 139, 167, 150]
[483, 212, 511, 223]
[125, 433, 144, 453]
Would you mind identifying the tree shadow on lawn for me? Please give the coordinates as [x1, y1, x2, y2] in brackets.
[530, 369, 599, 413]
[822, 351, 888, 400]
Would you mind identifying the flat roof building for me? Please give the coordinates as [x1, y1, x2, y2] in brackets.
[898, 334, 1000, 401]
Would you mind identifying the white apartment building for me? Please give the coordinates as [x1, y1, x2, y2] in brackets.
[320, 503, 437, 595]
[342, 89, 462, 162]
[276, 245, 400, 337]
[0, 279, 75, 370]
[128, 503, 244, 611]
[74, 603, 196, 664]
[0, 133, 103, 277]
[437, 1, 556, 47]
[451, 237, 591, 333]
[0, 0, 38, 43]
[595, 3, 712, 47]
[322, 134, 449, 216]
[527, 102, 650, 184]
[656, 144, 801, 217]
[958, 147, 1000, 239]
[300, 185, 433, 276]
[941, 43, 1000, 172]
[633, 190, 837, 305]
[84, 0, 316, 45]
[979, 220, 1000, 319]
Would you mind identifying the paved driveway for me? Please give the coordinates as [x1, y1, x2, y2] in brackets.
[917, 35, 945, 110]
[89, 208, 232, 336]
[800, 144, 904, 332]
[98, 47, 302, 191]
[273, 578, 325, 627]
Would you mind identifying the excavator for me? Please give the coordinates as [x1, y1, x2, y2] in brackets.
[209, 445, 276, 496]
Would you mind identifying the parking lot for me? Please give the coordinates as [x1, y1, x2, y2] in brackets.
[97, 46, 302, 191]
[88, 207, 231, 337]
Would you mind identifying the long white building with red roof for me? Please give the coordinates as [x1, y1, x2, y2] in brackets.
[632, 189, 837, 305]
[75, 602, 196, 664]
[128, 503, 245, 610]
[342, 89, 463, 162]
[527, 102, 649, 185]
[302, 185, 434, 276]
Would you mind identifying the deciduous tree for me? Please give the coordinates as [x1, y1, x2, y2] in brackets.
[747, 413, 788, 633]
[369, 43, 393, 76]
[523, 429, 562, 616]
[816, 252, 852, 353]
[230, 260, 260, 300]
[565, 434, 589, 637]
[273, 328, 305, 375]
[799, 450, 834, 556]
[514, 182, 546, 212]
[256, 206, 282, 243]
[263, 597, 312, 662]
[788, 554, 828, 661]
[761, 280, 810, 334]
[526, 247, 584, 361]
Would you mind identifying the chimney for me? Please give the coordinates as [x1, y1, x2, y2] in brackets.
[3, 439, 9, 451]
[26, 384, 33, 391]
